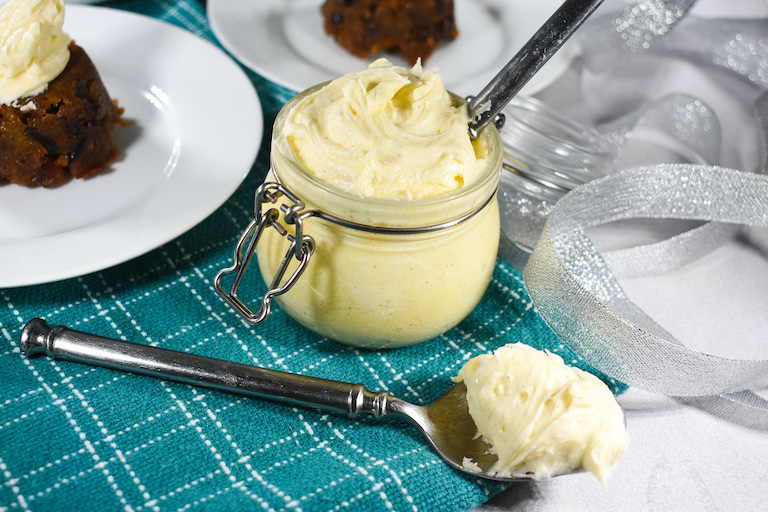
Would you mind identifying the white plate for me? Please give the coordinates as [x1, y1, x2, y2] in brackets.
[208, 0, 577, 97]
[0, 5, 263, 288]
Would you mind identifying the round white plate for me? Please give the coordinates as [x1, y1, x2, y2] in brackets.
[208, 0, 578, 97]
[0, 5, 263, 288]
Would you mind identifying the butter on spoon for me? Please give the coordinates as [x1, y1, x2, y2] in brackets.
[454, 343, 629, 482]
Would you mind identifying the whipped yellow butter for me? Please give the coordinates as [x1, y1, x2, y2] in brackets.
[274, 58, 486, 200]
[256, 62, 503, 348]
[454, 343, 629, 482]
[0, 0, 71, 105]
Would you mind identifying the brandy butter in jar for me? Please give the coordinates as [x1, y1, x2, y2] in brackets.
[216, 60, 503, 349]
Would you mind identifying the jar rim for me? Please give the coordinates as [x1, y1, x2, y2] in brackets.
[502, 95, 616, 159]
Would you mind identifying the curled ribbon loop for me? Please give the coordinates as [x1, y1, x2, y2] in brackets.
[523, 164, 768, 421]
[580, 0, 768, 89]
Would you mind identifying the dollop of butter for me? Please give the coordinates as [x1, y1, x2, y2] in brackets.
[454, 343, 629, 482]
[275, 58, 486, 200]
[0, 0, 71, 105]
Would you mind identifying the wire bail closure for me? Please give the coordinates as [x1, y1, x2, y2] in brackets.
[215, 164, 498, 326]
[214, 182, 315, 325]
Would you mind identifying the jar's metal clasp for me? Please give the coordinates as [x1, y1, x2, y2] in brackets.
[214, 182, 315, 325]
[466, 95, 506, 139]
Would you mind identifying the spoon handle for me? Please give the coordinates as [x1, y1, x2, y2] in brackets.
[20, 318, 398, 419]
[468, 0, 605, 137]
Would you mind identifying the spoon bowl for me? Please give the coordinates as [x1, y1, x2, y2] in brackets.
[398, 381, 503, 477]
[20, 318, 558, 481]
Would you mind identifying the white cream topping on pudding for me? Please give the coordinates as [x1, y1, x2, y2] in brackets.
[0, 0, 71, 105]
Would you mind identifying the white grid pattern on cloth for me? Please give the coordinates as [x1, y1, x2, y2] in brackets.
[0, 140, 607, 510]
[1, 257, 556, 511]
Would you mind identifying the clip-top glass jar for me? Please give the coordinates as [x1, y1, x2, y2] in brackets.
[215, 84, 503, 349]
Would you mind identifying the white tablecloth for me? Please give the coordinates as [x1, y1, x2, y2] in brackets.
[479, 0, 768, 509]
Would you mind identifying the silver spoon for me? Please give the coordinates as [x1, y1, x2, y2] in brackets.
[21, 318, 545, 482]
[468, 0, 605, 138]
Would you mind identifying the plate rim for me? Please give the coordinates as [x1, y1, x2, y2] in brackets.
[207, 0, 577, 96]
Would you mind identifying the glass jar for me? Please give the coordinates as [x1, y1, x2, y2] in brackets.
[216, 84, 503, 349]
[496, 96, 618, 270]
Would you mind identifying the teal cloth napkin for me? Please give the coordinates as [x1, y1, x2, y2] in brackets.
[0, 1, 624, 510]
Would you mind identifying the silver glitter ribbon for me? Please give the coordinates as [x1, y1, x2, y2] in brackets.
[523, 162, 768, 424]
[509, 1, 768, 425]
[581, 0, 768, 89]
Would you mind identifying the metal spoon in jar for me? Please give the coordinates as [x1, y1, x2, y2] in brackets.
[468, 0, 605, 138]
[21, 318, 562, 481]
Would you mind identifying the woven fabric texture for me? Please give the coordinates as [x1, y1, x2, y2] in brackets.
[0, 1, 624, 510]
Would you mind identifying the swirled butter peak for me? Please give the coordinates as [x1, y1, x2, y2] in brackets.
[454, 343, 629, 482]
[0, 0, 71, 105]
[275, 58, 487, 200]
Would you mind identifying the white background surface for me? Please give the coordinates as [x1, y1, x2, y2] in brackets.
[478, 0, 768, 510]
